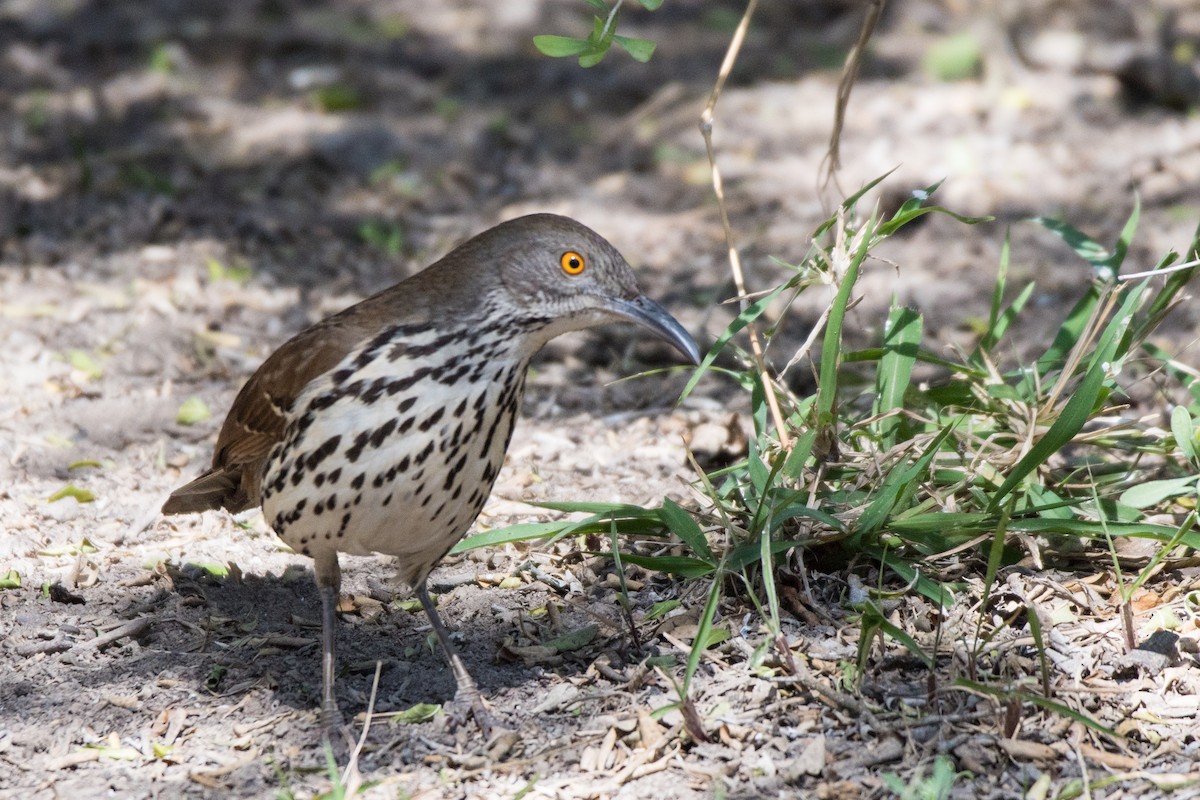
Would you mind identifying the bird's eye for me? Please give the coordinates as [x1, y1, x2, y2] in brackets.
[560, 251, 586, 276]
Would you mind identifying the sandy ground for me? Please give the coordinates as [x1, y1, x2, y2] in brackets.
[3, 1, 1200, 797]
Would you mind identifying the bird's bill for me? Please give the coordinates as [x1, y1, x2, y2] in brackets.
[604, 295, 702, 365]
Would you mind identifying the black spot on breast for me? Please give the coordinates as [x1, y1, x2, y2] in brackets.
[390, 366, 433, 394]
[360, 376, 392, 404]
[345, 430, 371, 463]
[434, 364, 471, 386]
[306, 435, 342, 470]
[351, 473, 365, 490]
[369, 418, 398, 448]
[443, 452, 469, 490]
[398, 397, 416, 414]
[418, 407, 445, 433]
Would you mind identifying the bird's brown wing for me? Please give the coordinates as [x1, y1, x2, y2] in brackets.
[162, 312, 378, 515]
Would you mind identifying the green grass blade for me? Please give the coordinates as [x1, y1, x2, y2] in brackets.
[992, 284, 1148, 509]
[880, 552, 954, 606]
[618, 553, 715, 578]
[874, 304, 922, 449]
[1031, 216, 1112, 272]
[816, 216, 876, 434]
[684, 577, 723, 690]
[657, 498, 713, 563]
[812, 169, 898, 238]
[679, 281, 791, 402]
[987, 231, 1011, 339]
[855, 424, 958, 538]
[1171, 406, 1197, 464]
[1030, 286, 1099, 384]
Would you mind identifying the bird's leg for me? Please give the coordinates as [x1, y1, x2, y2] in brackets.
[416, 582, 495, 738]
[314, 554, 344, 732]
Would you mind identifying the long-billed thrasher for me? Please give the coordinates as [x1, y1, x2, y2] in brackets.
[162, 213, 701, 734]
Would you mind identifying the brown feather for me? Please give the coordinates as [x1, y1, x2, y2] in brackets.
[162, 213, 617, 516]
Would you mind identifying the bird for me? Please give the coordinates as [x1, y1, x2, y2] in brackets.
[162, 213, 701, 735]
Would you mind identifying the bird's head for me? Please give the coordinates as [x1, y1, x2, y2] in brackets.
[471, 213, 701, 364]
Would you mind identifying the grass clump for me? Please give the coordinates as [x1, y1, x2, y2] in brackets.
[462, 176, 1200, 743]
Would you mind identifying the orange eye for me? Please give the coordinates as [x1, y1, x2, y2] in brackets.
[560, 251, 586, 276]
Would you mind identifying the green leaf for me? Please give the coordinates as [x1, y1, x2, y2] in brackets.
[656, 499, 712, 562]
[922, 32, 982, 81]
[542, 625, 598, 652]
[578, 44, 610, 67]
[205, 256, 252, 285]
[876, 182, 992, 236]
[1119, 476, 1199, 509]
[617, 553, 715, 578]
[67, 350, 103, 380]
[612, 34, 656, 62]
[582, 0, 609, 12]
[38, 538, 97, 557]
[311, 84, 363, 113]
[679, 277, 791, 402]
[0, 569, 20, 589]
[684, 578, 722, 690]
[532, 35, 592, 57]
[855, 424, 957, 538]
[186, 561, 229, 578]
[176, 396, 212, 426]
[1032, 211, 1140, 279]
[991, 283, 1148, 508]
[389, 703, 441, 725]
[645, 599, 681, 620]
[1172, 406, 1197, 463]
[724, 539, 811, 573]
[48, 484, 95, 504]
[640, 0, 663, 8]
[700, 624, 731, 649]
[534, 500, 650, 515]
[453, 521, 571, 552]
[875, 614, 934, 667]
[874, 304, 922, 449]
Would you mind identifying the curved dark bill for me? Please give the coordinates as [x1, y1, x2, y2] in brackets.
[605, 295, 702, 365]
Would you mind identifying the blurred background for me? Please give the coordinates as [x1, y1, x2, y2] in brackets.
[3, 0, 1198, 371]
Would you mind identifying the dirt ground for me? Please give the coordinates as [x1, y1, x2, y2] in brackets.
[3, 1, 1200, 798]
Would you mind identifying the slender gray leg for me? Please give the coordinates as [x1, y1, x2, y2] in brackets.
[313, 554, 343, 730]
[416, 581, 494, 738]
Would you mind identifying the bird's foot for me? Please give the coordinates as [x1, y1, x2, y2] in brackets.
[443, 689, 520, 759]
[444, 684, 495, 738]
[318, 702, 358, 754]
